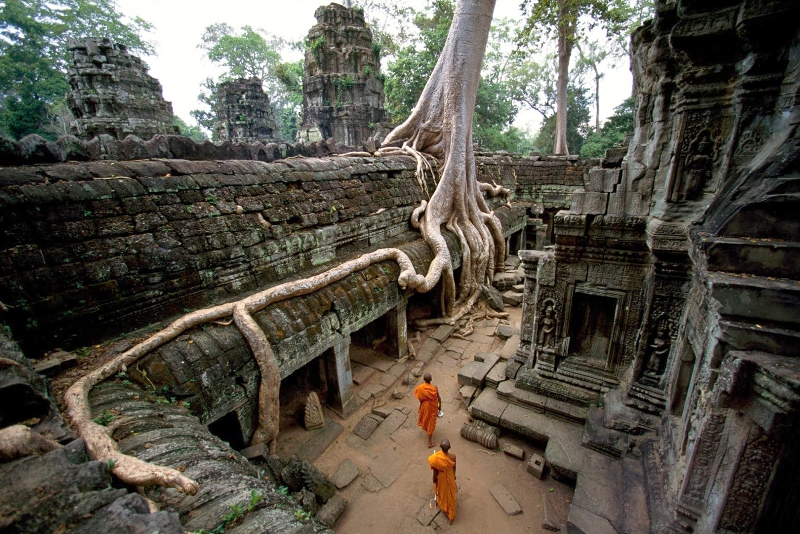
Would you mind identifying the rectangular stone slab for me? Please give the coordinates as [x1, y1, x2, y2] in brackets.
[416, 500, 440, 526]
[490, 484, 522, 516]
[351, 362, 375, 385]
[458, 361, 483, 387]
[297, 419, 343, 462]
[368, 443, 409, 488]
[330, 458, 360, 489]
[353, 413, 383, 440]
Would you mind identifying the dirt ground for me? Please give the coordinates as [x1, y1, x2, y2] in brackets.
[303, 306, 575, 533]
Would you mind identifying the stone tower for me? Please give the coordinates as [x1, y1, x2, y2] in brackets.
[66, 38, 175, 141]
[298, 2, 389, 147]
[213, 77, 281, 143]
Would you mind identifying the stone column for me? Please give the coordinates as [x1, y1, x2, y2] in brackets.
[506, 249, 545, 379]
[323, 334, 356, 417]
[528, 218, 548, 250]
[386, 298, 408, 359]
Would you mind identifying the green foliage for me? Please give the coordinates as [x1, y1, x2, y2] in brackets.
[295, 509, 312, 522]
[579, 96, 634, 158]
[532, 85, 592, 155]
[194, 25, 303, 142]
[0, 0, 154, 140]
[93, 410, 116, 426]
[308, 35, 325, 55]
[173, 115, 207, 142]
[385, 0, 524, 151]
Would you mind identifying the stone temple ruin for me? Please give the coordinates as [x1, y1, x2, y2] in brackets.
[0, 0, 799, 532]
[66, 38, 175, 141]
[297, 3, 391, 147]
[213, 77, 281, 144]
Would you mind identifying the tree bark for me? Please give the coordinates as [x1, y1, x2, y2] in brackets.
[554, 0, 573, 155]
[383, 0, 504, 319]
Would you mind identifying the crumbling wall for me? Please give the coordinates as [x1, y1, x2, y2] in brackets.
[0, 156, 429, 351]
[214, 78, 281, 143]
[298, 3, 390, 146]
[66, 38, 174, 141]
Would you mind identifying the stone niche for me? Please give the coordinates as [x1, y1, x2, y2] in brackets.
[66, 38, 175, 141]
[213, 77, 281, 143]
[298, 3, 390, 147]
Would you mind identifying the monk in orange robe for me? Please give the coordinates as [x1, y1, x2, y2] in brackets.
[429, 439, 457, 524]
[414, 373, 441, 447]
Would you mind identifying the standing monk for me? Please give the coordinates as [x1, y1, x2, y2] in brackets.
[414, 373, 441, 447]
[429, 439, 457, 524]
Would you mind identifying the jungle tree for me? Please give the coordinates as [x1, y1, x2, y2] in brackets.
[64, 0, 508, 494]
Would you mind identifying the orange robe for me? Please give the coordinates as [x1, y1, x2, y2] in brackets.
[415, 382, 439, 435]
[429, 450, 457, 521]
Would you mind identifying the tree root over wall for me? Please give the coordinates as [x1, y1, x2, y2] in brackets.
[64, 0, 505, 496]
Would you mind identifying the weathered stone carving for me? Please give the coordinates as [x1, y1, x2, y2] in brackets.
[213, 77, 281, 143]
[298, 3, 390, 146]
[304, 391, 325, 430]
[536, 300, 557, 348]
[66, 38, 174, 141]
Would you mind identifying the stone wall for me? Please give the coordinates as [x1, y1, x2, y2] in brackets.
[0, 156, 427, 351]
[512, 0, 800, 531]
[298, 3, 390, 146]
[213, 78, 281, 143]
[66, 38, 174, 141]
[0, 147, 583, 356]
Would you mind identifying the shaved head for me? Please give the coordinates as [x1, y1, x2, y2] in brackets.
[440, 439, 451, 452]
[424, 373, 432, 383]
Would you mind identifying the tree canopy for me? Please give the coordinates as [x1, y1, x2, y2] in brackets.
[384, 0, 532, 153]
[194, 24, 303, 141]
[0, 0, 154, 140]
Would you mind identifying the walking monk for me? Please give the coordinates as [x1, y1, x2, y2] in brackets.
[429, 439, 457, 524]
[414, 373, 441, 447]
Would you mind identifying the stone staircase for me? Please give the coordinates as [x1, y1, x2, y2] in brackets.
[466, 353, 653, 533]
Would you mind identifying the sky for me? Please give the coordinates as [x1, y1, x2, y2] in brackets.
[115, 0, 633, 134]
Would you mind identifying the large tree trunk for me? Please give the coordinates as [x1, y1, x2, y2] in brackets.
[64, 0, 507, 495]
[383, 0, 504, 320]
[554, 0, 573, 155]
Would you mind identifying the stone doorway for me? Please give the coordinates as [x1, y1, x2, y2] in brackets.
[565, 287, 624, 372]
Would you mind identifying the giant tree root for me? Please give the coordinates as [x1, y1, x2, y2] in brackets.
[65, 248, 423, 493]
[0, 424, 61, 462]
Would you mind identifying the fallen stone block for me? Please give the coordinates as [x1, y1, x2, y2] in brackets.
[495, 324, 516, 340]
[541, 494, 559, 531]
[502, 290, 523, 307]
[239, 442, 270, 460]
[316, 494, 347, 527]
[566, 504, 618, 534]
[493, 272, 517, 291]
[362, 473, 383, 493]
[527, 453, 546, 479]
[502, 443, 525, 461]
[353, 413, 383, 440]
[32, 350, 78, 377]
[330, 458, 359, 489]
[458, 361, 483, 387]
[429, 324, 455, 342]
[371, 405, 393, 419]
[417, 338, 441, 363]
[499, 335, 520, 361]
[512, 283, 525, 292]
[490, 484, 522, 516]
[482, 284, 505, 312]
[416, 499, 440, 526]
[459, 385, 477, 407]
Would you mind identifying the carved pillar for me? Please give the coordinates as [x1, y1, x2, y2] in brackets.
[507, 249, 547, 379]
[528, 218, 548, 250]
[629, 220, 692, 413]
[323, 334, 356, 417]
[386, 298, 408, 359]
